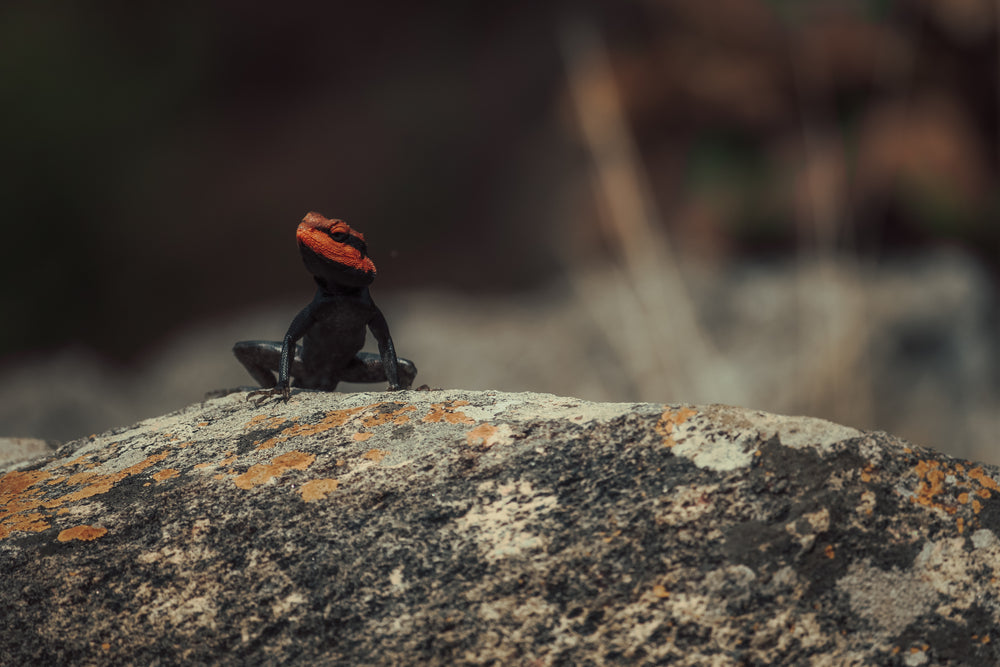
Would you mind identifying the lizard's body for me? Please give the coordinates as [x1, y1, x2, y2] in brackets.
[234, 212, 416, 399]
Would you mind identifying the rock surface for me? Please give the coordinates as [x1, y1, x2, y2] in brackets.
[2, 389, 999, 665]
[0, 437, 56, 467]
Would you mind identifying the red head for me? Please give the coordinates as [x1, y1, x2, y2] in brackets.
[296, 212, 377, 288]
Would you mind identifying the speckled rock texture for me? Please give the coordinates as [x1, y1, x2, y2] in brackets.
[1, 389, 998, 665]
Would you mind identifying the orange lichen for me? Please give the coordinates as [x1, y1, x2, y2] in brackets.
[49, 481, 111, 505]
[824, 544, 835, 559]
[422, 401, 475, 425]
[909, 458, 1000, 534]
[250, 403, 416, 451]
[652, 585, 670, 598]
[65, 469, 100, 485]
[254, 406, 369, 450]
[48, 451, 171, 506]
[300, 478, 339, 502]
[152, 469, 179, 483]
[359, 404, 415, 428]
[362, 449, 389, 463]
[1, 450, 179, 541]
[284, 406, 371, 437]
[61, 454, 92, 468]
[352, 432, 373, 441]
[195, 455, 237, 471]
[57, 525, 107, 542]
[912, 460, 953, 512]
[0, 512, 51, 539]
[969, 467, 1000, 492]
[244, 415, 288, 432]
[466, 424, 500, 447]
[234, 451, 316, 490]
[655, 407, 698, 447]
[0, 470, 50, 504]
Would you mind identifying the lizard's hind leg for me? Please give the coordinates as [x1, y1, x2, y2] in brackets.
[233, 340, 304, 388]
[341, 353, 417, 389]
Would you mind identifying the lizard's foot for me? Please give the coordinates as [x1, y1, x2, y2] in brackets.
[246, 385, 290, 405]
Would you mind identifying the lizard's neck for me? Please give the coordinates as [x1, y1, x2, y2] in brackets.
[300, 245, 376, 290]
[314, 276, 367, 297]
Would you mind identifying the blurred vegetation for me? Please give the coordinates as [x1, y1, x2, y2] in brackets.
[0, 0, 996, 364]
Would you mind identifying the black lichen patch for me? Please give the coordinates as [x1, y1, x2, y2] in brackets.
[974, 490, 1000, 534]
[234, 429, 283, 456]
[889, 603, 998, 666]
[723, 518, 799, 568]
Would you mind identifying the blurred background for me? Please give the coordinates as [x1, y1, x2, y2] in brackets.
[0, 1, 997, 462]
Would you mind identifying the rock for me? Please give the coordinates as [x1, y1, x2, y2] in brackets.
[1, 389, 998, 665]
[0, 437, 57, 467]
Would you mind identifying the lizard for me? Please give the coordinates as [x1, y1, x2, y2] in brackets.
[233, 211, 416, 401]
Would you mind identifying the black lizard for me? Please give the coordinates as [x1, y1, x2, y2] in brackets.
[233, 212, 416, 401]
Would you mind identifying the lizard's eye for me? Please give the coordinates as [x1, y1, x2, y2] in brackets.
[331, 231, 349, 242]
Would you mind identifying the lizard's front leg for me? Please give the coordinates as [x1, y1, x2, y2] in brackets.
[367, 306, 414, 390]
[242, 306, 315, 403]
